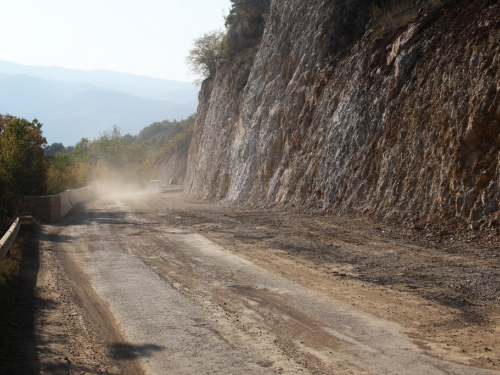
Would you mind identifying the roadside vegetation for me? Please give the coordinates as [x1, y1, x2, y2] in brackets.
[0, 115, 47, 227]
[44, 115, 196, 194]
[0, 112, 195, 228]
[45, 125, 155, 194]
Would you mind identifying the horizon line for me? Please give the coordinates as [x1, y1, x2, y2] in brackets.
[0, 59, 195, 84]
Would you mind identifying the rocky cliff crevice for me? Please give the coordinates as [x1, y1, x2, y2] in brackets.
[186, 0, 500, 225]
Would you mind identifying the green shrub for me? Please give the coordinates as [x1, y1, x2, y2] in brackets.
[0, 115, 47, 221]
[186, 0, 270, 82]
[186, 30, 225, 82]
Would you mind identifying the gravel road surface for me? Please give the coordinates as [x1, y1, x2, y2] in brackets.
[3, 189, 500, 374]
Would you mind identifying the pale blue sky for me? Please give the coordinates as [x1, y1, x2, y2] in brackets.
[0, 0, 231, 82]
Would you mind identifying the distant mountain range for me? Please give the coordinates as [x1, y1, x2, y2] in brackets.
[0, 61, 199, 145]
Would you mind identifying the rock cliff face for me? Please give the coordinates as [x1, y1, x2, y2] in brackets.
[157, 147, 188, 185]
[186, 0, 500, 224]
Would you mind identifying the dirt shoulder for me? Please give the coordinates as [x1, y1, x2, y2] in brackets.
[126, 190, 500, 370]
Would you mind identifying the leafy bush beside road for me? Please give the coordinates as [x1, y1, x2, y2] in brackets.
[0, 115, 47, 224]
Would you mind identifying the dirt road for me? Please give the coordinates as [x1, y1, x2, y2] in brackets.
[6, 189, 500, 374]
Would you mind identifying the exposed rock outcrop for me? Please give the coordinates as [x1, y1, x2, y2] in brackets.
[157, 147, 188, 185]
[186, 0, 500, 224]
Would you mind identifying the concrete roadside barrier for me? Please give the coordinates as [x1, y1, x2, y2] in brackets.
[24, 195, 62, 223]
[69, 187, 91, 206]
[26, 186, 98, 223]
[89, 186, 102, 198]
[60, 190, 74, 217]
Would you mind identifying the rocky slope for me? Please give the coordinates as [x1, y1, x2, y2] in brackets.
[157, 147, 188, 185]
[186, 0, 500, 226]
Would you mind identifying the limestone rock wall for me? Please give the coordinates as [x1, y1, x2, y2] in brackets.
[186, 0, 500, 223]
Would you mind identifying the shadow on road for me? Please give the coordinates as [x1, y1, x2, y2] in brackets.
[60, 203, 135, 227]
[109, 342, 164, 360]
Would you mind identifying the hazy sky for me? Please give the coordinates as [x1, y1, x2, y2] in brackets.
[0, 0, 231, 82]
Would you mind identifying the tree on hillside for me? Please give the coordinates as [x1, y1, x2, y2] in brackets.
[154, 114, 196, 161]
[86, 126, 156, 187]
[122, 133, 137, 143]
[45, 142, 66, 157]
[138, 115, 196, 150]
[137, 121, 173, 142]
[45, 152, 90, 194]
[0, 115, 47, 220]
[72, 138, 91, 161]
[185, 0, 270, 82]
[45, 126, 157, 193]
[186, 30, 224, 82]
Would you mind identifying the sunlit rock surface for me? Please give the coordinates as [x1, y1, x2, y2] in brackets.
[186, 0, 500, 223]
